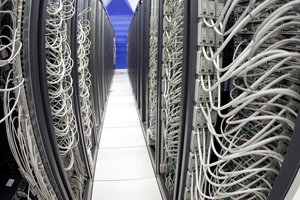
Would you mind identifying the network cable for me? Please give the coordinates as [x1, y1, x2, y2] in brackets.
[148, 0, 159, 143]
[45, 0, 86, 199]
[77, 7, 94, 169]
[1, 0, 57, 199]
[161, 0, 184, 193]
[186, 0, 300, 199]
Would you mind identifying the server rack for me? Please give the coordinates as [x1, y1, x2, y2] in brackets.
[23, 1, 76, 199]
[89, 0, 115, 148]
[127, 0, 160, 180]
[128, 15, 137, 102]
[128, 0, 188, 199]
[177, 1, 300, 200]
[0, 0, 115, 199]
[128, 3, 151, 133]
[128, 0, 300, 200]
[128, 0, 150, 127]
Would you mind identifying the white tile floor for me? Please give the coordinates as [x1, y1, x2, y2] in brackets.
[92, 69, 162, 200]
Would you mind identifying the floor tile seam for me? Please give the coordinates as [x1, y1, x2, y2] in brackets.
[100, 126, 142, 130]
[103, 125, 142, 128]
[109, 94, 133, 96]
[105, 106, 135, 109]
[109, 95, 133, 97]
[98, 145, 147, 149]
[110, 87, 132, 88]
[104, 111, 138, 113]
[92, 176, 156, 182]
[99, 145, 147, 149]
[106, 104, 136, 106]
[103, 116, 139, 118]
[110, 93, 132, 94]
[110, 91, 132, 92]
[103, 118, 140, 121]
[104, 112, 138, 114]
[102, 116, 140, 120]
[104, 111, 138, 114]
[102, 120, 140, 124]
[106, 102, 136, 104]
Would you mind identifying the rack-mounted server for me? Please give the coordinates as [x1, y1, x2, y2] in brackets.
[128, 0, 186, 199]
[128, 0, 300, 200]
[0, 0, 115, 199]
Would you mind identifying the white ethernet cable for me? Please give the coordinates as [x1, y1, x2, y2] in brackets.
[161, 0, 184, 193]
[188, 0, 300, 199]
[1, 0, 57, 199]
[148, 0, 159, 142]
[45, 0, 86, 199]
[77, 7, 94, 169]
[46, 0, 77, 169]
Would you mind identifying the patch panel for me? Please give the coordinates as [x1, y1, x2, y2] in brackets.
[196, 49, 214, 75]
[192, 106, 218, 128]
[194, 79, 218, 103]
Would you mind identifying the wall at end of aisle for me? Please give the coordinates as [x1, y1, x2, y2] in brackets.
[107, 0, 133, 69]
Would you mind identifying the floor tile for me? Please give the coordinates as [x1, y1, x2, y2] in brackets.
[94, 147, 154, 181]
[92, 70, 161, 200]
[92, 178, 162, 200]
[110, 85, 131, 91]
[107, 95, 135, 105]
[105, 104, 137, 112]
[112, 76, 130, 80]
[110, 90, 133, 96]
[112, 77, 130, 81]
[106, 102, 136, 109]
[112, 78, 130, 82]
[110, 84, 132, 91]
[104, 107, 139, 122]
[100, 127, 146, 148]
[114, 69, 127, 73]
[103, 120, 141, 128]
[110, 88, 131, 93]
[103, 116, 140, 126]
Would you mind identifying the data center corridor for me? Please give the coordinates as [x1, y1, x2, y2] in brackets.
[1, 0, 300, 199]
[91, 70, 162, 200]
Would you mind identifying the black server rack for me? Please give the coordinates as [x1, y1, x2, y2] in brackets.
[128, 0, 151, 128]
[177, 1, 300, 200]
[177, 1, 299, 200]
[0, 0, 115, 199]
[128, 0, 188, 199]
[127, 1, 152, 150]
[128, 0, 300, 200]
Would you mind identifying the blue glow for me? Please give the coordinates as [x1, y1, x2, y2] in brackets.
[107, 0, 133, 69]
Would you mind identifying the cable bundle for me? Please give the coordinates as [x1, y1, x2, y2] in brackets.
[113, 37, 116, 66]
[161, 0, 184, 193]
[45, 0, 86, 199]
[148, 0, 159, 143]
[1, 0, 57, 199]
[77, 8, 94, 169]
[187, 0, 300, 199]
